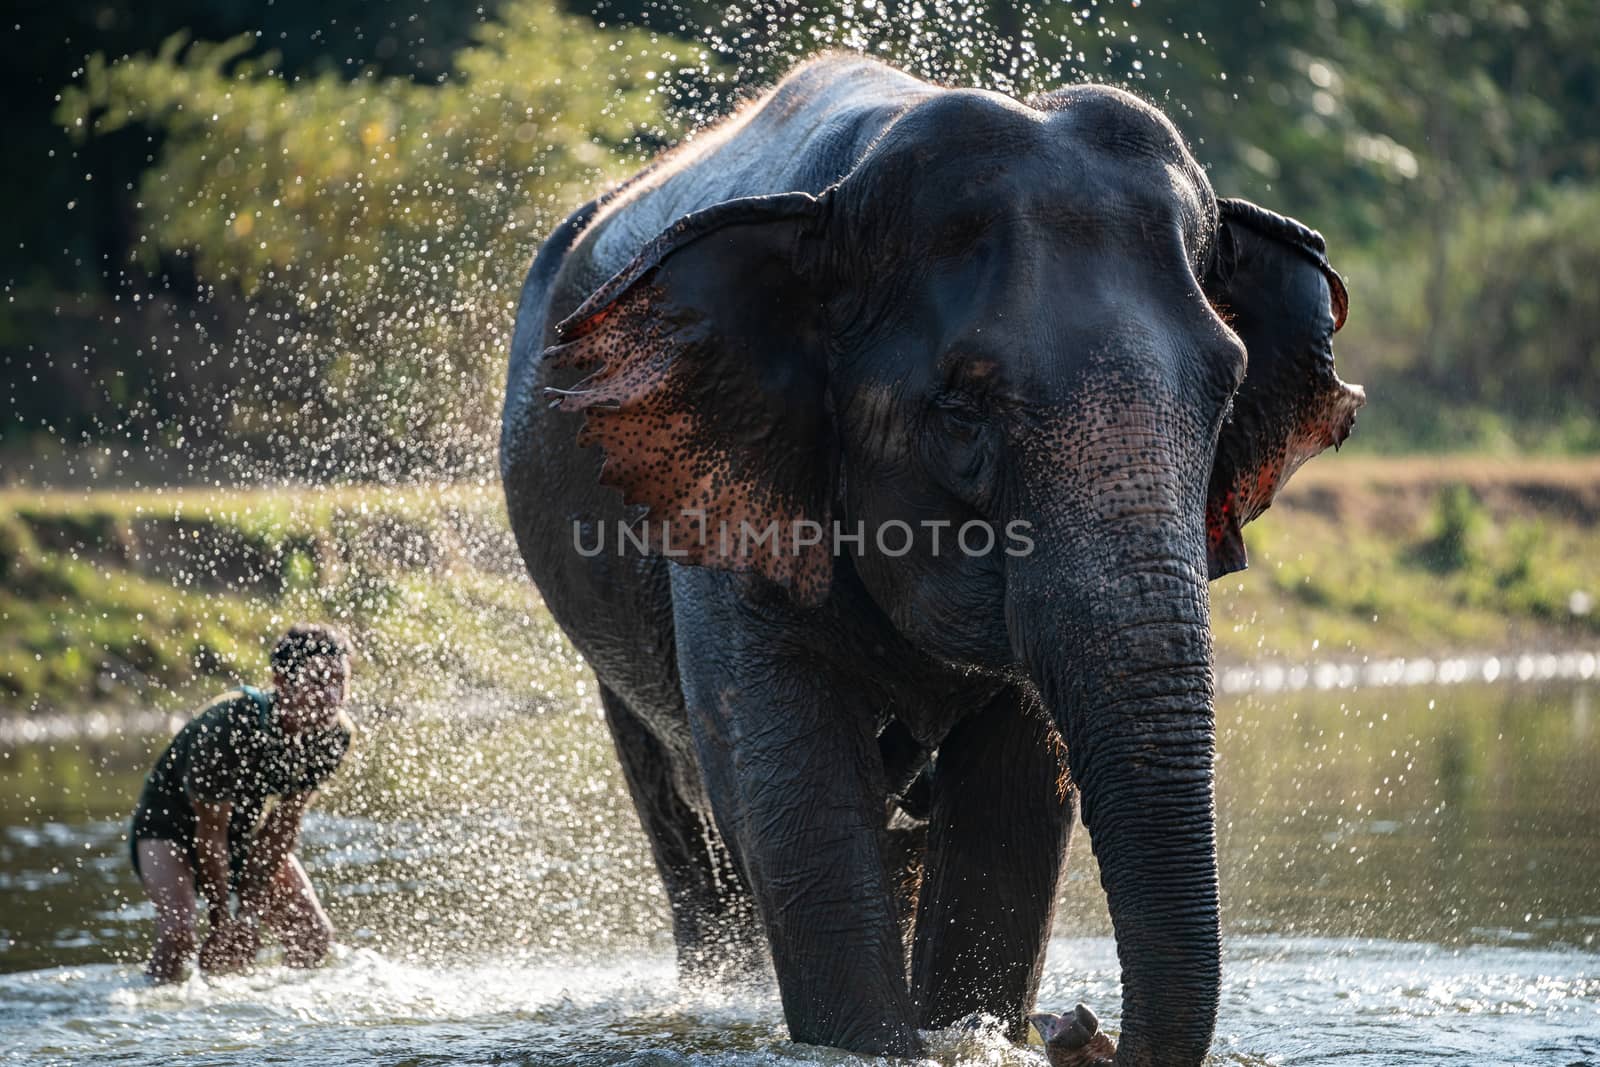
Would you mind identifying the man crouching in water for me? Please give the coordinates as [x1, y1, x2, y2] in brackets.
[129, 623, 355, 982]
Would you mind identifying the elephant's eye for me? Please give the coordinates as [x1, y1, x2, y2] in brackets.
[932, 391, 986, 440]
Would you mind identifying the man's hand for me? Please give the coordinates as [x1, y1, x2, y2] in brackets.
[198, 915, 260, 975]
[236, 791, 315, 908]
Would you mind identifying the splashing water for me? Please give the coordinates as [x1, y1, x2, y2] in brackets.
[4, 683, 1599, 1064]
[6, 3, 1600, 1065]
[28, 0, 1211, 487]
[10, 0, 1231, 715]
[3, 938, 1594, 1066]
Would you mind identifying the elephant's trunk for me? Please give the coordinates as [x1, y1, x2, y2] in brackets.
[1011, 503, 1221, 1065]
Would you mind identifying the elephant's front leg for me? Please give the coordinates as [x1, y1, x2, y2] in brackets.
[911, 688, 1075, 1039]
[679, 630, 918, 1054]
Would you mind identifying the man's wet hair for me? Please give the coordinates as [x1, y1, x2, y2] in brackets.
[271, 623, 352, 679]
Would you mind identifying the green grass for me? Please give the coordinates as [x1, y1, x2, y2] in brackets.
[1, 484, 578, 714]
[1211, 459, 1600, 661]
[3, 462, 1598, 713]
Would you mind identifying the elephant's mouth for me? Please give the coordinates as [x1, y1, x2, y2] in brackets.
[1207, 377, 1365, 578]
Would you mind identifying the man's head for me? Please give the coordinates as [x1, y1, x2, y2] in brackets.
[271, 623, 352, 731]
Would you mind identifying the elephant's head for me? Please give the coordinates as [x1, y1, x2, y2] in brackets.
[546, 84, 1361, 1064]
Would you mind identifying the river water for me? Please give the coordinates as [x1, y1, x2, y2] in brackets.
[2, 678, 1597, 1065]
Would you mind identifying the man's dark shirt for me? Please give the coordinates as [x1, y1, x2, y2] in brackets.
[129, 686, 352, 875]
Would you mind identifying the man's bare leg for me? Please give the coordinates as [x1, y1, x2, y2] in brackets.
[257, 854, 334, 968]
[136, 840, 198, 983]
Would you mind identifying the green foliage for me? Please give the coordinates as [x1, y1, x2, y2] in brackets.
[1417, 484, 1486, 573]
[55, 3, 696, 476]
[0, 486, 574, 711]
[0, 548, 269, 704]
[0, 515, 39, 581]
[7, 470, 1597, 711]
[1430, 187, 1600, 414]
[20, 0, 1600, 463]
[1212, 467, 1600, 663]
[1336, 185, 1600, 451]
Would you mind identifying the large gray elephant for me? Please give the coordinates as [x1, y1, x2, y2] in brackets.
[501, 54, 1363, 1065]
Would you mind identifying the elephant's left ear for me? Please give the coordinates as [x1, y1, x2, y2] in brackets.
[543, 192, 839, 605]
[1201, 198, 1366, 580]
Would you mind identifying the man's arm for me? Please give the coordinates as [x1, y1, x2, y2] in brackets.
[192, 800, 235, 927]
[237, 791, 315, 918]
[193, 798, 259, 974]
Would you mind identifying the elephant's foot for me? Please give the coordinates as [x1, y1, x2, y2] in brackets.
[1030, 1003, 1117, 1067]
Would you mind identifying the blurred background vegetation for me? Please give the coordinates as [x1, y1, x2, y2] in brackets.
[5, 0, 1599, 484]
[4, 0, 1599, 710]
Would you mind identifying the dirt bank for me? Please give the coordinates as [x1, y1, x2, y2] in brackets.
[3, 460, 1597, 713]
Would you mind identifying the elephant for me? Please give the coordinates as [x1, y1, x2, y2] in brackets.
[500, 54, 1363, 1065]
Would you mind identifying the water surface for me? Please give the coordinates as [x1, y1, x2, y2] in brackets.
[2, 680, 1596, 1065]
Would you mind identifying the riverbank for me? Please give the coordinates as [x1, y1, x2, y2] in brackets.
[0, 484, 581, 715]
[3, 458, 1598, 714]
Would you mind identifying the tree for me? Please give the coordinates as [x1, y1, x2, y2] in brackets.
[58, 1, 697, 478]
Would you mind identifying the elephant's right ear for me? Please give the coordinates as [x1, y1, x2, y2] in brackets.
[544, 193, 838, 605]
[1201, 198, 1365, 580]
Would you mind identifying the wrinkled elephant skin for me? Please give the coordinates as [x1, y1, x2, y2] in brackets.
[501, 55, 1362, 1064]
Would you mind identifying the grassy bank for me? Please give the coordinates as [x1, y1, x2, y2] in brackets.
[1212, 458, 1600, 661]
[4, 459, 1598, 714]
[0, 485, 581, 715]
